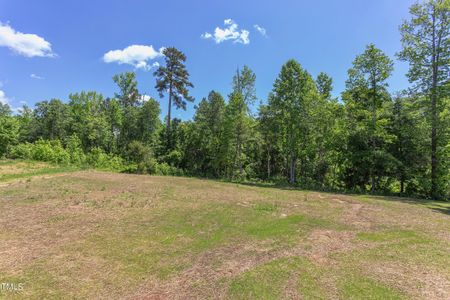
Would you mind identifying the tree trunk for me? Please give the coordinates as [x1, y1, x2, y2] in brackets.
[233, 128, 242, 179]
[400, 177, 404, 194]
[431, 88, 437, 198]
[371, 176, 376, 194]
[371, 85, 377, 194]
[301, 158, 306, 184]
[167, 83, 172, 131]
[267, 150, 271, 179]
[237, 141, 243, 175]
[430, 10, 438, 199]
[289, 154, 296, 184]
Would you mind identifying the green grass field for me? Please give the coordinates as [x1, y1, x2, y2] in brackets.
[0, 160, 449, 299]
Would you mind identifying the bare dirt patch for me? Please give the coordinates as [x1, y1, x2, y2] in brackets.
[367, 262, 450, 300]
[305, 229, 357, 265]
[127, 243, 275, 299]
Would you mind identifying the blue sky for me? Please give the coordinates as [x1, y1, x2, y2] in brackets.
[0, 0, 415, 119]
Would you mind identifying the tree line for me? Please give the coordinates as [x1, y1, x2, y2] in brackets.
[0, 0, 449, 199]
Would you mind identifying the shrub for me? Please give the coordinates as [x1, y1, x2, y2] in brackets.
[155, 162, 184, 176]
[9, 139, 125, 170]
[50, 140, 70, 164]
[86, 147, 124, 171]
[30, 140, 70, 164]
[8, 142, 33, 159]
[86, 147, 109, 168]
[0, 116, 19, 157]
[108, 155, 126, 171]
[126, 141, 157, 174]
[31, 139, 55, 162]
[9, 139, 71, 164]
[66, 135, 86, 165]
[164, 149, 183, 167]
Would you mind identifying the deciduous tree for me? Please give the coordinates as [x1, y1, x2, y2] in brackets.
[398, 0, 450, 198]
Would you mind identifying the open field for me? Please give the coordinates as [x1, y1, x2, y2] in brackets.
[0, 160, 449, 299]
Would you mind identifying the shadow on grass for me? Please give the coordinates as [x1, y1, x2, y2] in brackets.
[430, 206, 450, 215]
[116, 170, 450, 216]
[237, 181, 450, 216]
[373, 196, 450, 215]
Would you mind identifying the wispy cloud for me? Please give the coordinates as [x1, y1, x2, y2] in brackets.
[0, 22, 55, 57]
[103, 45, 164, 71]
[0, 88, 26, 113]
[201, 19, 250, 45]
[0, 89, 10, 105]
[254, 24, 267, 37]
[30, 73, 44, 80]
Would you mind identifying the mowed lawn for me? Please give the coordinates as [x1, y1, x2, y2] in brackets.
[0, 161, 449, 299]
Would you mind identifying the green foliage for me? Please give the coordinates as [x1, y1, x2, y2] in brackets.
[137, 98, 161, 146]
[113, 72, 139, 107]
[126, 140, 157, 174]
[155, 162, 184, 176]
[8, 142, 32, 159]
[258, 102, 282, 180]
[343, 44, 395, 192]
[154, 47, 194, 130]
[86, 147, 124, 171]
[316, 72, 333, 99]
[0, 113, 19, 157]
[2, 18, 449, 200]
[0, 102, 12, 116]
[388, 96, 429, 195]
[66, 135, 86, 166]
[8, 139, 123, 170]
[103, 98, 122, 152]
[68, 91, 111, 151]
[398, 0, 450, 198]
[31, 99, 69, 141]
[187, 91, 227, 177]
[270, 59, 318, 183]
[398, 0, 449, 90]
[232, 65, 257, 105]
[223, 91, 252, 179]
[9, 140, 70, 164]
[164, 149, 183, 167]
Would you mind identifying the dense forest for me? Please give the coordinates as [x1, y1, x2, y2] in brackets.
[1, 0, 449, 200]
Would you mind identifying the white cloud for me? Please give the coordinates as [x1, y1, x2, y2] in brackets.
[139, 94, 151, 103]
[30, 73, 44, 80]
[201, 32, 212, 39]
[0, 89, 10, 105]
[103, 45, 164, 71]
[0, 22, 55, 57]
[224, 19, 233, 25]
[254, 24, 267, 37]
[201, 19, 250, 45]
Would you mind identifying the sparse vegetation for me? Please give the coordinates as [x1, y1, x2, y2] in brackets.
[0, 161, 448, 299]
